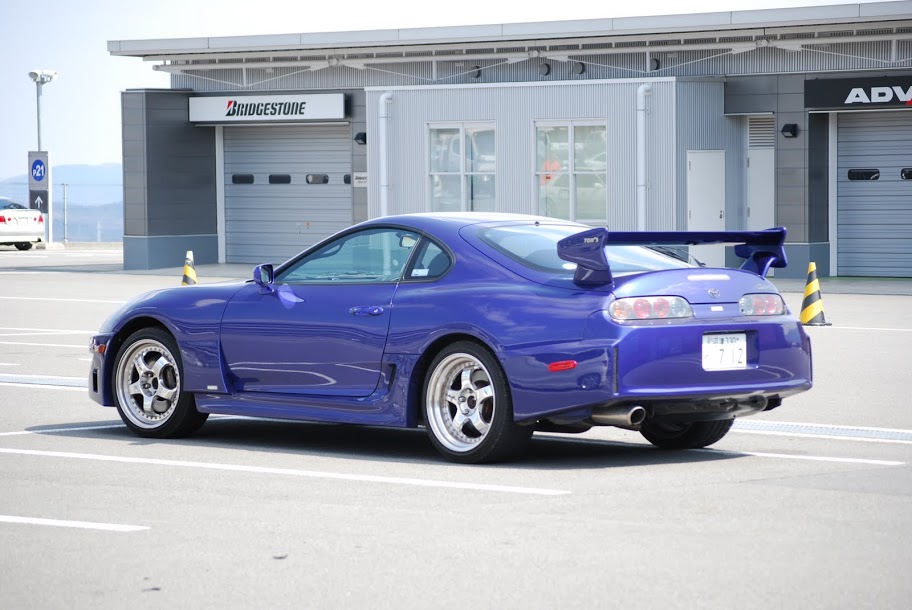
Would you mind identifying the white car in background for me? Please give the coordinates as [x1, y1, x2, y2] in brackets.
[0, 197, 44, 250]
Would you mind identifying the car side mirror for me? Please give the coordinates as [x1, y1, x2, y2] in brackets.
[253, 264, 274, 287]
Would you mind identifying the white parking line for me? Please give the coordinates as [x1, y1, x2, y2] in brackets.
[732, 429, 912, 445]
[805, 326, 912, 333]
[0, 515, 148, 532]
[0, 327, 96, 334]
[0, 424, 124, 437]
[709, 450, 903, 466]
[0, 342, 87, 349]
[0, 448, 571, 496]
[0, 382, 86, 391]
[0, 296, 126, 304]
[538, 435, 905, 466]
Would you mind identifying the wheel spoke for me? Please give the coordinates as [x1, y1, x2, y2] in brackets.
[132, 354, 152, 376]
[128, 381, 144, 396]
[468, 410, 490, 435]
[460, 366, 474, 391]
[141, 393, 156, 414]
[474, 385, 494, 404]
[155, 385, 177, 404]
[150, 356, 171, 378]
[446, 389, 462, 406]
[451, 411, 469, 434]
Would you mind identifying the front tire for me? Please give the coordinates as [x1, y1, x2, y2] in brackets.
[112, 327, 207, 438]
[640, 419, 734, 449]
[423, 341, 531, 464]
[15, 242, 33, 251]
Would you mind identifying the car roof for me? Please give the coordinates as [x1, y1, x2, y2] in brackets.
[362, 212, 581, 232]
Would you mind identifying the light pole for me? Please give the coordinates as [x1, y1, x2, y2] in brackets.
[28, 69, 57, 243]
[28, 69, 57, 151]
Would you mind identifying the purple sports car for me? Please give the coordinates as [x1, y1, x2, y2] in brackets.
[89, 213, 812, 463]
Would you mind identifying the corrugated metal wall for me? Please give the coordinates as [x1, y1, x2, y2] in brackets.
[675, 81, 744, 231]
[223, 125, 352, 263]
[365, 79, 684, 230]
[836, 112, 912, 277]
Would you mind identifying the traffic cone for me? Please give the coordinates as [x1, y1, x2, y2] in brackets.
[799, 262, 830, 326]
[181, 250, 198, 286]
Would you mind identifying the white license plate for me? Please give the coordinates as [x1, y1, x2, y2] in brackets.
[702, 333, 747, 371]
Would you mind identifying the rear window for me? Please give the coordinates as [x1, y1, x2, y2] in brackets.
[478, 224, 693, 275]
[1, 201, 27, 210]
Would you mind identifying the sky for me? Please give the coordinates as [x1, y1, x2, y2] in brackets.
[0, 0, 886, 182]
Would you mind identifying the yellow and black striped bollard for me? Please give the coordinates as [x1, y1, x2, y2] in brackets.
[181, 250, 198, 286]
[799, 262, 830, 326]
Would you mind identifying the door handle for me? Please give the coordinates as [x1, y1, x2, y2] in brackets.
[349, 306, 384, 316]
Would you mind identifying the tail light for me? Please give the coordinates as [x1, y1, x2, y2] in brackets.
[38, 215, 44, 223]
[609, 296, 693, 321]
[740, 293, 785, 316]
[0, 215, 6, 223]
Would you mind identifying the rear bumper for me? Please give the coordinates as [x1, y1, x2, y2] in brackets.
[505, 316, 812, 424]
[0, 234, 43, 243]
[614, 319, 812, 396]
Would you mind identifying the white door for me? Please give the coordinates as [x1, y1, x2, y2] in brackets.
[686, 150, 726, 268]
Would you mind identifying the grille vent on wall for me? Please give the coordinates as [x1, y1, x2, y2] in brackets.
[748, 116, 776, 148]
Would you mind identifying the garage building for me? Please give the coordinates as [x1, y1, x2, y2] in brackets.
[109, 1, 912, 277]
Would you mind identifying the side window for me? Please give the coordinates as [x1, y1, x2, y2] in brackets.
[408, 240, 451, 280]
[276, 228, 419, 284]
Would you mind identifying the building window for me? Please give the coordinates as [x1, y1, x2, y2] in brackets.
[535, 122, 607, 223]
[269, 174, 292, 184]
[901, 169, 912, 180]
[847, 169, 879, 181]
[429, 124, 495, 212]
[232, 174, 255, 184]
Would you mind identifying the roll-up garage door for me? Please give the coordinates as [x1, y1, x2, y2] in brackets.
[224, 124, 352, 264]
[837, 112, 912, 277]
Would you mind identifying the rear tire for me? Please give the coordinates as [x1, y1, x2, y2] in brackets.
[112, 327, 208, 438]
[15, 242, 33, 251]
[423, 341, 532, 464]
[640, 419, 734, 449]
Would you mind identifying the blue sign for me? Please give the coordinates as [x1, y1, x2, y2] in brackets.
[31, 159, 47, 182]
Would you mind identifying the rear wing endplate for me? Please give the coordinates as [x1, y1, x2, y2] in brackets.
[557, 227, 787, 286]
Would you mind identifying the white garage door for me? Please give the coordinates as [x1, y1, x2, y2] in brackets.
[224, 125, 352, 264]
[837, 112, 912, 277]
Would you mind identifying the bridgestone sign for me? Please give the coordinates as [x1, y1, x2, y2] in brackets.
[189, 93, 345, 122]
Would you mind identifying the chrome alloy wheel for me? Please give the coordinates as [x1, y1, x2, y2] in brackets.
[425, 353, 497, 453]
[115, 338, 181, 429]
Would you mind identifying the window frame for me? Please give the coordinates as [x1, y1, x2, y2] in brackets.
[427, 121, 496, 212]
[274, 227, 422, 285]
[534, 120, 608, 224]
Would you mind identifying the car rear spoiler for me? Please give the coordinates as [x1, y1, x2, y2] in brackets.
[557, 227, 787, 285]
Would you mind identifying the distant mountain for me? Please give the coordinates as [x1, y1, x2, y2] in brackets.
[0, 163, 124, 242]
[0, 163, 122, 207]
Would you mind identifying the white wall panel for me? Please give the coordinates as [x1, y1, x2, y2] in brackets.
[366, 80, 678, 231]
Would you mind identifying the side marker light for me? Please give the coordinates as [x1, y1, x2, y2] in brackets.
[548, 360, 578, 372]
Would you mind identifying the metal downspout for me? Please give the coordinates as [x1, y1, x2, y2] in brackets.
[636, 83, 653, 231]
[378, 92, 392, 217]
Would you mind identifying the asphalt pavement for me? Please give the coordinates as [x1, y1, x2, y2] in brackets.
[1, 244, 910, 609]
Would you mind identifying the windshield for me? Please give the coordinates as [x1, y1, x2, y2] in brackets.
[478, 224, 694, 275]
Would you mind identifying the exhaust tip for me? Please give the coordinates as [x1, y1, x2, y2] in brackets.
[629, 405, 646, 426]
[590, 405, 647, 428]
